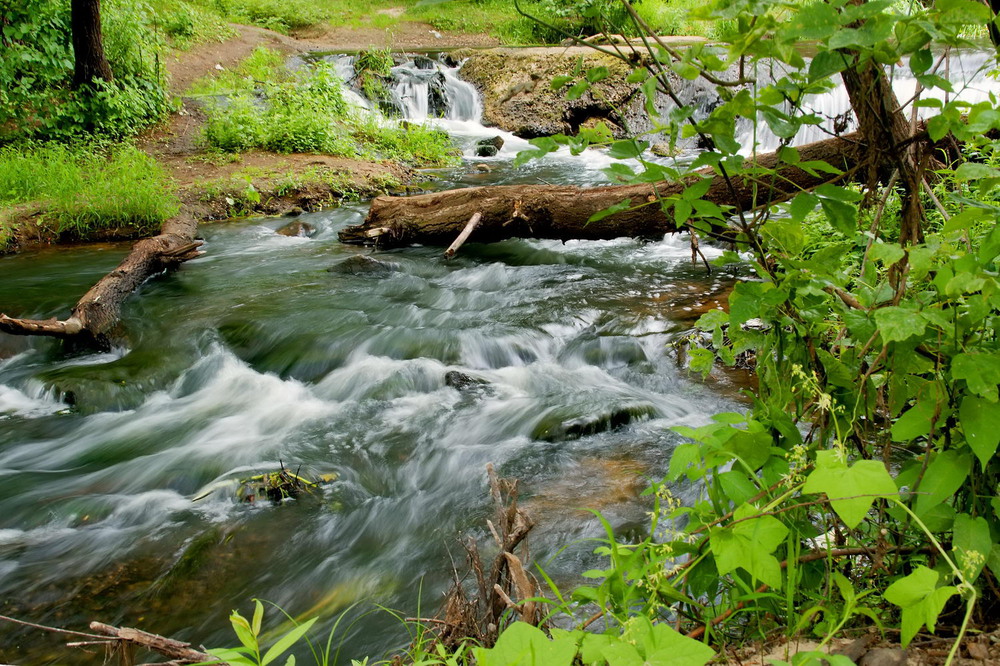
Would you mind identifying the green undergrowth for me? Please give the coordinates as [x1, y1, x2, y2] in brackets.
[1, 0, 171, 143]
[0, 142, 178, 241]
[196, 50, 459, 166]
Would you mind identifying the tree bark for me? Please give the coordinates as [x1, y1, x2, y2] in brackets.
[0, 214, 201, 347]
[340, 130, 867, 248]
[71, 0, 113, 89]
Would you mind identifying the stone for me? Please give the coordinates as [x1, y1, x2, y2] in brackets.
[445, 370, 488, 391]
[477, 135, 505, 150]
[275, 220, 316, 237]
[474, 163, 492, 172]
[412, 55, 435, 70]
[475, 144, 498, 157]
[327, 255, 398, 276]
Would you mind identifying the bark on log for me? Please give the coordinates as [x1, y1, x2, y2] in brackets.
[0, 214, 202, 347]
[340, 130, 866, 248]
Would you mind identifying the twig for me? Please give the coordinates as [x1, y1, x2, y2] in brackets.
[444, 212, 482, 259]
[0, 614, 111, 641]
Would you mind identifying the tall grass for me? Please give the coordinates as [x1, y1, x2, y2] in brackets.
[0, 143, 179, 239]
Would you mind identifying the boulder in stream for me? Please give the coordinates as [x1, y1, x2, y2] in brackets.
[328, 255, 399, 276]
[475, 136, 504, 157]
[445, 370, 489, 391]
[276, 220, 316, 237]
[413, 55, 436, 70]
[428, 71, 451, 118]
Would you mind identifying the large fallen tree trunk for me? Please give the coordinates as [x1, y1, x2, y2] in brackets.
[340, 130, 867, 248]
[0, 213, 202, 347]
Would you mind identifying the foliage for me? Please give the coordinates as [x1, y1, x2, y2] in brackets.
[0, 0, 170, 142]
[201, 600, 318, 666]
[0, 141, 178, 238]
[501, 0, 1000, 660]
[186, 0, 330, 33]
[199, 55, 458, 166]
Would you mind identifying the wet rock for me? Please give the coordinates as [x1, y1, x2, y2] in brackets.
[275, 220, 316, 237]
[442, 53, 461, 67]
[413, 55, 436, 70]
[445, 370, 488, 391]
[475, 144, 498, 157]
[327, 255, 399, 276]
[428, 71, 450, 118]
[478, 136, 504, 150]
[474, 163, 492, 172]
[532, 404, 657, 442]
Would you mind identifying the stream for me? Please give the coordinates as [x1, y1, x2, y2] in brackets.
[0, 49, 996, 663]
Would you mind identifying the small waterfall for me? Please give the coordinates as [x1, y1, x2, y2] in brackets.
[328, 53, 482, 122]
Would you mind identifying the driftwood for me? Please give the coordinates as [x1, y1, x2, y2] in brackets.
[340, 130, 867, 248]
[88, 621, 221, 664]
[416, 463, 538, 652]
[0, 213, 202, 346]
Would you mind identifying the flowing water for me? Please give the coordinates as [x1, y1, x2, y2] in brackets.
[0, 49, 993, 663]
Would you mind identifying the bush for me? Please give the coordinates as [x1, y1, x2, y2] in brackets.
[0, 0, 169, 143]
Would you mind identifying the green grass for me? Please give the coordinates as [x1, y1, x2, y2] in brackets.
[0, 142, 179, 240]
[197, 50, 460, 166]
[187, 45, 289, 96]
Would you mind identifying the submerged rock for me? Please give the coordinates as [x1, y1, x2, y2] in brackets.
[445, 370, 489, 391]
[327, 255, 399, 276]
[532, 404, 658, 442]
[276, 220, 316, 237]
[474, 163, 492, 172]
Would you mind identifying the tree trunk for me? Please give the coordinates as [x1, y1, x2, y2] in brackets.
[71, 0, 113, 89]
[340, 130, 866, 248]
[0, 214, 201, 347]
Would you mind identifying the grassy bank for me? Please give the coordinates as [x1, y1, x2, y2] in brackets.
[0, 143, 179, 251]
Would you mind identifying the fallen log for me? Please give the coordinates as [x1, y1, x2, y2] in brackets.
[0, 213, 202, 347]
[340, 131, 867, 248]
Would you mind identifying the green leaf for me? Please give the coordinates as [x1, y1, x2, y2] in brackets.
[473, 622, 577, 666]
[608, 139, 648, 159]
[252, 600, 264, 637]
[951, 352, 1000, 400]
[566, 80, 590, 101]
[206, 648, 257, 666]
[586, 66, 610, 83]
[891, 394, 940, 442]
[913, 450, 972, 518]
[959, 396, 1000, 469]
[230, 611, 257, 653]
[802, 450, 896, 528]
[550, 75, 573, 90]
[869, 242, 905, 266]
[884, 566, 957, 647]
[953, 513, 991, 582]
[261, 617, 317, 666]
[712, 503, 788, 588]
[874, 306, 925, 343]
